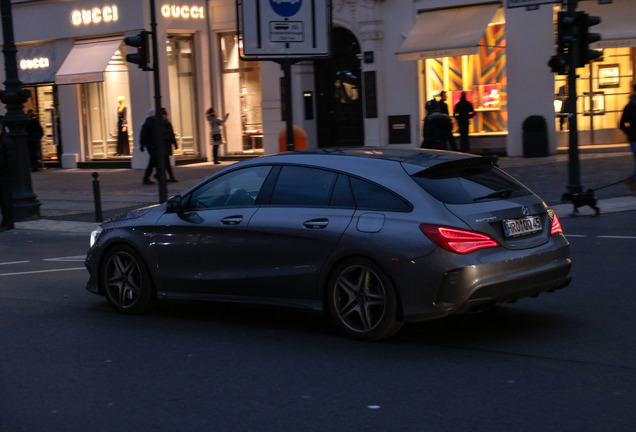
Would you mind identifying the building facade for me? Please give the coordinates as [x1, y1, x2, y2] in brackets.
[208, 0, 635, 158]
[4, 0, 211, 169]
[2, 0, 635, 169]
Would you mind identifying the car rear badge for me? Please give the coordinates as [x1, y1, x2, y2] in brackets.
[521, 206, 529, 216]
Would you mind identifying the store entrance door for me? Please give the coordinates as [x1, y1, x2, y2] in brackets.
[314, 28, 363, 147]
[23, 84, 60, 163]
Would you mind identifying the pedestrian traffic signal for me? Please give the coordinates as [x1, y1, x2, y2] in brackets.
[576, 12, 602, 67]
[124, 31, 152, 71]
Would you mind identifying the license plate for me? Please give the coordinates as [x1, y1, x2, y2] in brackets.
[502, 216, 542, 237]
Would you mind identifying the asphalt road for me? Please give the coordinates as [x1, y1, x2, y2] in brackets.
[1, 211, 635, 432]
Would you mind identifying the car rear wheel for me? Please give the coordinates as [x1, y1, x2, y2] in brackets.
[100, 245, 156, 314]
[327, 258, 403, 341]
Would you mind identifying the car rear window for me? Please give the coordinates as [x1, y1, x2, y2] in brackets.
[411, 161, 531, 204]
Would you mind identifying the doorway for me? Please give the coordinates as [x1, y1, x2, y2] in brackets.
[23, 84, 60, 162]
[167, 34, 199, 157]
[314, 28, 363, 147]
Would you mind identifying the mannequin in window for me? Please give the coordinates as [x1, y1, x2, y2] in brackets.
[116, 96, 130, 155]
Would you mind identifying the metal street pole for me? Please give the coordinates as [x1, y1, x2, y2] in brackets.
[149, 0, 166, 203]
[565, 0, 583, 194]
[0, 0, 41, 220]
[281, 60, 295, 151]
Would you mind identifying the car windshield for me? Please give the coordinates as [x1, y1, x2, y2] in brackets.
[410, 160, 531, 205]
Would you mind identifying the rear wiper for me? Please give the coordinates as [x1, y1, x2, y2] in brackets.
[473, 189, 514, 202]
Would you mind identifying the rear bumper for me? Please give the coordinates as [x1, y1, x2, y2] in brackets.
[397, 240, 572, 323]
[437, 258, 572, 315]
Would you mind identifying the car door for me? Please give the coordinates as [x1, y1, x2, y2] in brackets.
[245, 166, 355, 299]
[153, 165, 272, 297]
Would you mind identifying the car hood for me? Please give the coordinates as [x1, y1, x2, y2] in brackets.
[103, 204, 164, 226]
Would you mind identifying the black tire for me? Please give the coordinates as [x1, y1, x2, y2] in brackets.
[326, 258, 403, 341]
[100, 245, 156, 314]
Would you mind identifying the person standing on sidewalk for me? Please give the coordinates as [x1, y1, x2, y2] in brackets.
[25, 110, 43, 171]
[206, 107, 228, 164]
[0, 131, 14, 232]
[453, 91, 475, 153]
[421, 98, 456, 151]
[619, 93, 636, 196]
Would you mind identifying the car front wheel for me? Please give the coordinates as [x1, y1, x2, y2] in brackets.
[327, 258, 403, 341]
[100, 245, 156, 314]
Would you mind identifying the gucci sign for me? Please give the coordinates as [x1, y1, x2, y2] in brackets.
[161, 5, 205, 19]
[20, 58, 50, 70]
[71, 6, 119, 25]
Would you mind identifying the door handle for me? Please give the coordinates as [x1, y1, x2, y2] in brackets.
[303, 218, 329, 229]
[221, 215, 243, 225]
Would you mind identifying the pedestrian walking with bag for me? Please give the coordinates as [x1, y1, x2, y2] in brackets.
[206, 107, 229, 164]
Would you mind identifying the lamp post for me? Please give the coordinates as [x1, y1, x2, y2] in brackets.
[0, 0, 40, 220]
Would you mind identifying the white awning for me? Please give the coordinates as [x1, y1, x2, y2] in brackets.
[396, 4, 500, 61]
[55, 39, 122, 85]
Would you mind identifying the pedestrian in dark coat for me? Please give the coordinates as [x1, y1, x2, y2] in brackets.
[139, 108, 178, 185]
[421, 98, 456, 151]
[25, 110, 44, 171]
[0, 132, 14, 231]
[438, 90, 450, 115]
[453, 91, 475, 153]
[140, 111, 158, 185]
[619, 93, 636, 195]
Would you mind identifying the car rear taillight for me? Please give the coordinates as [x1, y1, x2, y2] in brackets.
[550, 212, 563, 235]
[420, 224, 499, 254]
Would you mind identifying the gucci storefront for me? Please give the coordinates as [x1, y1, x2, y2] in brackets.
[3, 0, 212, 169]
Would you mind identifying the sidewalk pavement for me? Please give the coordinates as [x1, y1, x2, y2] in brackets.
[11, 151, 636, 235]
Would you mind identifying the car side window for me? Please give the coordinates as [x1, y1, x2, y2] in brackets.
[350, 177, 411, 212]
[270, 166, 339, 206]
[330, 174, 355, 207]
[187, 166, 272, 209]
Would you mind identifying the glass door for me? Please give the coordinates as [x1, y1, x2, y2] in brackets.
[167, 34, 199, 157]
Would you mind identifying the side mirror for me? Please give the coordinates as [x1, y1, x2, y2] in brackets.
[166, 195, 183, 213]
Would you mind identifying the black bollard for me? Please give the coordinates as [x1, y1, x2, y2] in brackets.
[92, 172, 103, 222]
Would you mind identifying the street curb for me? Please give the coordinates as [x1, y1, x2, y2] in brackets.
[551, 195, 636, 218]
[14, 219, 100, 234]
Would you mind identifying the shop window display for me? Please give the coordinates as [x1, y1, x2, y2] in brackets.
[420, 21, 508, 137]
[553, 47, 633, 146]
[81, 46, 132, 160]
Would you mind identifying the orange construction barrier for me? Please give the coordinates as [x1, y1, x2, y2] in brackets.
[279, 125, 307, 152]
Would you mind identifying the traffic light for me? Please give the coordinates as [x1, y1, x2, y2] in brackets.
[125, 31, 152, 71]
[548, 55, 567, 75]
[576, 12, 602, 67]
[548, 12, 576, 75]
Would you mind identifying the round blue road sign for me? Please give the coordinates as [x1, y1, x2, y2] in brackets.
[269, 0, 302, 18]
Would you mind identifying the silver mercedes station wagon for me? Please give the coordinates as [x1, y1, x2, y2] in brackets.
[85, 148, 571, 340]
